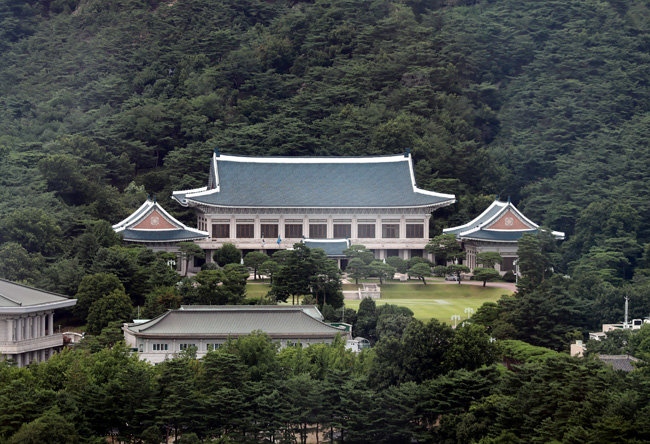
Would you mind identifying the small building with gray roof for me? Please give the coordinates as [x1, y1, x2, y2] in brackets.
[123, 305, 348, 363]
[0, 278, 77, 367]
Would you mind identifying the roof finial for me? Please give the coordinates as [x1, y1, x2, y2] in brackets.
[147, 194, 151, 201]
[507, 195, 511, 204]
[495, 194, 500, 201]
[404, 148, 410, 158]
[152, 194, 156, 203]
[214, 147, 220, 157]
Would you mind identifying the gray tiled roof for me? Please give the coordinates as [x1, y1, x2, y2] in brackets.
[304, 239, 350, 257]
[173, 154, 455, 208]
[598, 354, 639, 372]
[126, 308, 341, 337]
[179, 304, 324, 321]
[0, 278, 76, 310]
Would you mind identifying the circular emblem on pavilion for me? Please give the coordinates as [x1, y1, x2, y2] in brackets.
[151, 215, 160, 226]
[504, 217, 514, 226]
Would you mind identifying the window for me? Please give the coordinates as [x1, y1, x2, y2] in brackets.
[261, 224, 278, 238]
[286, 340, 302, 348]
[212, 224, 230, 238]
[357, 224, 376, 238]
[406, 224, 424, 238]
[387, 249, 400, 257]
[410, 249, 424, 258]
[382, 224, 399, 238]
[333, 224, 351, 238]
[502, 257, 516, 272]
[236, 224, 254, 238]
[207, 343, 221, 351]
[153, 343, 168, 351]
[309, 224, 327, 238]
[285, 224, 303, 238]
[179, 343, 196, 350]
[138, 344, 143, 352]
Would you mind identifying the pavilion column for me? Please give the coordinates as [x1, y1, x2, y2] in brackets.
[400, 215, 406, 241]
[352, 216, 358, 240]
[254, 215, 260, 240]
[303, 215, 309, 239]
[41, 315, 46, 338]
[7, 319, 13, 341]
[425, 214, 431, 239]
[279, 216, 285, 244]
[327, 215, 333, 239]
[48, 313, 54, 335]
[230, 215, 236, 241]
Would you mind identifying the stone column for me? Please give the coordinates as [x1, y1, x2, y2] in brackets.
[400, 215, 406, 240]
[7, 319, 13, 341]
[352, 216, 358, 240]
[303, 215, 309, 239]
[327, 215, 333, 239]
[279, 215, 285, 243]
[48, 313, 54, 335]
[254, 215, 260, 240]
[41, 315, 46, 338]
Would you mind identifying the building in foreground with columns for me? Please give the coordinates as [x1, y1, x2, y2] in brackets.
[443, 199, 565, 273]
[0, 279, 77, 367]
[172, 151, 456, 268]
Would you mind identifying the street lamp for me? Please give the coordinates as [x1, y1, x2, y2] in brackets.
[464, 307, 474, 319]
[451, 314, 461, 328]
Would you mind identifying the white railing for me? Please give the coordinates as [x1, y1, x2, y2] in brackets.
[0, 334, 64, 354]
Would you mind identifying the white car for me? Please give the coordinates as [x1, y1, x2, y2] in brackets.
[445, 274, 459, 281]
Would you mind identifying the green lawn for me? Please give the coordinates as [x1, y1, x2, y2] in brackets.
[246, 283, 271, 299]
[344, 283, 511, 322]
[244, 282, 511, 323]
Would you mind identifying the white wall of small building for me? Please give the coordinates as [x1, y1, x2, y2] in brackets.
[129, 335, 338, 363]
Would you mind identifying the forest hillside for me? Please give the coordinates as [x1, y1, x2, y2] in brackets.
[0, 0, 648, 287]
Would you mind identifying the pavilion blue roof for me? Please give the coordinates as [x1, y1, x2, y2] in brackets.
[172, 154, 455, 209]
[303, 239, 350, 257]
[113, 198, 208, 243]
[443, 199, 564, 243]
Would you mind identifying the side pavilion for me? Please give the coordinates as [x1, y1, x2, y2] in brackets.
[443, 199, 565, 273]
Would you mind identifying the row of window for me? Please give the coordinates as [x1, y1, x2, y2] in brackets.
[148, 342, 310, 352]
[210, 223, 425, 239]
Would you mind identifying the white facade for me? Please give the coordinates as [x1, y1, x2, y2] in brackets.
[195, 208, 433, 262]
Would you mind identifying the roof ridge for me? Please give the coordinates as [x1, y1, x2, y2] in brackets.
[0, 293, 21, 306]
[0, 277, 71, 300]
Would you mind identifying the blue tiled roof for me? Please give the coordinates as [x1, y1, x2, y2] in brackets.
[444, 203, 506, 235]
[173, 155, 455, 208]
[444, 199, 564, 243]
[304, 240, 350, 257]
[460, 229, 538, 242]
[113, 199, 209, 244]
[121, 229, 208, 242]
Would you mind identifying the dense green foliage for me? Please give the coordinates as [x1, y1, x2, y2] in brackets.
[0, 0, 648, 288]
[1, 331, 649, 443]
[1, 0, 649, 441]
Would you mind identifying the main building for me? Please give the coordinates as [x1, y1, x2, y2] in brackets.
[172, 150, 456, 267]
